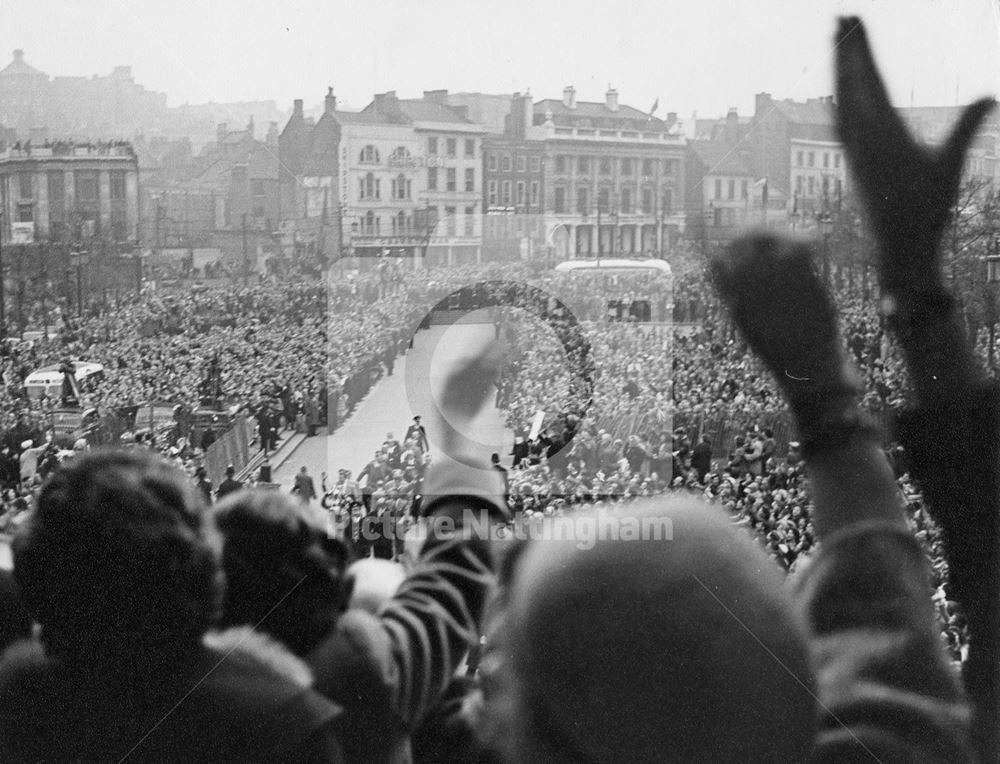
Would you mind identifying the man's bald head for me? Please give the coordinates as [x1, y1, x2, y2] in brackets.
[490, 498, 817, 763]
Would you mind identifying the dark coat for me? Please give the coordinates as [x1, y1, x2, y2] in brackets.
[0, 638, 343, 762]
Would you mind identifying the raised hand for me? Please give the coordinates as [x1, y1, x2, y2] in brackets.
[711, 234, 861, 451]
[835, 15, 995, 296]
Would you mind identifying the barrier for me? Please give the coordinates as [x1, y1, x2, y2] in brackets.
[203, 415, 254, 485]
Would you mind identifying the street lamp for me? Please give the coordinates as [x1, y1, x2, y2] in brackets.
[818, 212, 834, 286]
[985, 239, 1000, 368]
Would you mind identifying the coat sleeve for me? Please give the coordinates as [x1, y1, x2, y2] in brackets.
[797, 522, 973, 762]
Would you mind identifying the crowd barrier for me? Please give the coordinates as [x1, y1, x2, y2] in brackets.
[203, 415, 255, 486]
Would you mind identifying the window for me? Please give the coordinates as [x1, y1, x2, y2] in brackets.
[714, 178, 722, 199]
[741, 180, 748, 199]
[642, 158, 655, 176]
[555, 155, 567, 174]
[47, 171, 64, 203]
[18, 172, 32, 199]
[577, 186, 589, 214]
[446, 138, 457, 157]
[621, 187, 633, 214]
[662, 188, 672, 212]
[822, 175, 829, 196]
[389, 146, 410, 165]
[554, 186, 567, 213]
[807, 152, 815, 167]
[445, 206, 456, 235]
[641, 187, 653, 214]
[363, 210, 377, 234]
[663, 160, 675, 175]
[75, 171, 99, 203]
[487, 152, 498, 171]
[108, 171, 127, 201]
[795, 175, 803, 194]
[359, 172, 379, 200]
[391, 174, 411, 200]
[517, 155, 526, 173]
[621, 158, 633, 175]
[834, 154, 841, 169]
[464, 205, 475, 235]
[488, 180, 498, 205]
[600, 157, 612, 175]
[797, 151, 804, 167]
[530, 181, 539, 205]
[502, 154, 512, 172]
[428, 167, 438, 191]
[465, 138, 475, 158]
[727, 179, 735, 200]
[823, 153, 829, 168]
[360, 145, 380, 163]
[578, 156, 590, 174]
[597, 187, 610, 212]
[428, 137, 438, 155]
[501, 181, 512, 205]
[530, 156, 540, 173]
[16, 204, 32, 223]
[446, 167, 457, 192]
[516, 181, 526, 205]
[465, 167, 475, 192]
[251, 179, 265, 198]
[807, 176, 815, 195]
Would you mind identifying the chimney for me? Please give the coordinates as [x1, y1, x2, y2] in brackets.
[423, 89, 448, 104]
[217, 123, 228, 144]
[325, 86, 337, 114]
[666, 112, 677, 126]
[563, 86, 576, 110]
[293, 99, 303, 117]
[605, 87, 619, 112]
[266, 121, 279, 147]
[12, 49, 23, 63]
[523, 92, 533, 131]
[754, 92, 772, 118]
[725, 107, 739, 143]
[374, 91, 399, 114]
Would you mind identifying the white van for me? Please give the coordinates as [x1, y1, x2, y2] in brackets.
[23, 361, 105, 400]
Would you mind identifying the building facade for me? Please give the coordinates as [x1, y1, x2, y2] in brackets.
[0, 141, 140, 246]
[533, 87, 687, 260]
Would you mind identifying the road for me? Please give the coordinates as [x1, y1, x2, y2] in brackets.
[273, 316, 515, 491]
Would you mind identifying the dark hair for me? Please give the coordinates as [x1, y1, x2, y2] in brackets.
[13, 449, 219, 665]
[213, 490, 350, 656]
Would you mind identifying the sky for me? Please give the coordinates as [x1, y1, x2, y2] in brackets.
[1, 0, 998, 120]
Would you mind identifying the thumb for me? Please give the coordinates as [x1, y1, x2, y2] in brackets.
[940, 97, 996, 186]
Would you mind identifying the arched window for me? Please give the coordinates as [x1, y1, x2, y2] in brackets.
[390, 146, 409, 164]
[391, 173, 410, 200]
[397, 210, 406, 232]
[360, 144, 380, 163]
[364, 210, 376, 234]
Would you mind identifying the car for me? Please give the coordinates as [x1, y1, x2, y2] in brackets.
[49, 407, 103, 448]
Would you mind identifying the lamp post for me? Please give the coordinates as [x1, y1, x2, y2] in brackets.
[0, 208, 5, 343]
[818, 212, 834, 286]
[985, 239, 1000, 368]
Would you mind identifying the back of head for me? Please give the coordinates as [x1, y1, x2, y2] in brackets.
[489, 497, 816, 763]
[213, 490, 348, 655]
[13, 449, 218, 666]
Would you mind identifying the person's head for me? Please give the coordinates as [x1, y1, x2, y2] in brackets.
[300, 466, 307, 474]
[213, 490, 350, 656]
[13, 449, 219, 666]
[225, 465, 235, 478]
[481, 498, 815, 763]
[491, 453, 501, 465]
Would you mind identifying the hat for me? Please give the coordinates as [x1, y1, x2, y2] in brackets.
[20, 440, 32, 450]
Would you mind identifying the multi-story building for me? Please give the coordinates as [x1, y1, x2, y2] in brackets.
[532, 87, 687, 260]
[316, 89, 485, 266]
[479, 93, 545, 260]
[0, 141, 140, 246]
[686, 140, 755, 245]
[278, 91, 340, 264]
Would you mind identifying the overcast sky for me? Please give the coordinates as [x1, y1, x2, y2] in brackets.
[2, 0, 998, 120]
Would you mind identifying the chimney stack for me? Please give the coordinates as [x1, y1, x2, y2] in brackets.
[13, 50, 23, 63]
[563, 86, 576, 110]
[605, 87, 619, 112]
[325, 86, 337, 114]
[725, 107, 739, 143]
[293, 99, 303, 118]
[423, 89, 449, 104]
[754, 92, 772, 118]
